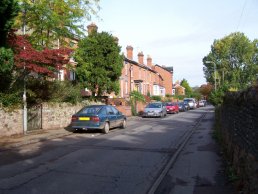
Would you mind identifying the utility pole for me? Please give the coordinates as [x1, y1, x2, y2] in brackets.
[22, 2, 27, 134]
[205, 61, 217, 91]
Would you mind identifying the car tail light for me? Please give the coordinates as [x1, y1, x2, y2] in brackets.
[91, 116, 100, 122]
[71, 115, 78, 121]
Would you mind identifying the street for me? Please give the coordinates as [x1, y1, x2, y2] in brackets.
[0, 106, 230, 194]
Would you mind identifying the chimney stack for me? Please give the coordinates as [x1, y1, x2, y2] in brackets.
[126, 45, 133, 60]
[138, 52, 144, 64]
[147, 55, 152, 67]
[87, 23, 98, 35]
[113, 36, 119, 44]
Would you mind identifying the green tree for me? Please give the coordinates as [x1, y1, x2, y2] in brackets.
[0, 0, 19, 47]
[0, 48, 15, 92]
[130, 90, 145, 115]
[180, 78, 192, 96]
[203, 32, 257, 91]
[15, 0, 99, 49]
[74, 31, 123, 97]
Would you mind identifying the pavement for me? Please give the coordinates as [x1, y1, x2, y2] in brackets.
[154, 107, 236, 194]
[0, 116, 140, 151]
[0, 127, 73, 151]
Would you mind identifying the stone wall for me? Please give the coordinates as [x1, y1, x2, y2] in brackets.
[216, 85, 258, 194]
[0, 102, 96, 137]
[0, 109, 23, 136]
[0, 100, 146, 137]
[41, 103, 85, 130]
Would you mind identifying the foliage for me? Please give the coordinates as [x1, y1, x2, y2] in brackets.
[0, 47, 21, 109]
[0, 92, 21, 109]
[7, 31, 72, 77]
[130, 90, 145, 103]
[75, 31, 123, 97]
[180, 78, 192, 95]
[151, 95, 162, 101]
[0, 0, 19, 47]
[15, 0, 100, 49]
[26, 79, 83, 105]
[48, 81, 83, 104]
[1, 32, 73, 108]
[0, 47, 15, 92]
[165, 94, 173, 97]
[164, 95, 173, 102]
[203, 32, 258, 91]
[190, 91, 202, 100]
[130, 90, 145, 116]
[172, 95, 185, 101]
[199, 83, 213, 99]
[208, 84, 229, 105]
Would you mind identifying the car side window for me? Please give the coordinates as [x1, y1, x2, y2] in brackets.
[98, 107, 107, 115]
[111, 106, 120, 115]
[106, 106, 114, 115]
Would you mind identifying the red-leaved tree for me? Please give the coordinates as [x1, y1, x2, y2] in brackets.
[7, 30, 72, 77]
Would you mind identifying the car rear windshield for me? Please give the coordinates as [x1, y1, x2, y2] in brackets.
[80, 107, 102, 114]
[166, 102, 177, 106]
[147, 103, 161, 108]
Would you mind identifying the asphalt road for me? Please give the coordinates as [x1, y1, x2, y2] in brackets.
[0, 107, 211, 194]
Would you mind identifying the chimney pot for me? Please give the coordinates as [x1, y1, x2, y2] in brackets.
[138, 52, 144, 64]
[113, 36, 119, 44]
[126, 45, 133, 60]
[147, 55, 152, 67]
[87, 23, 98, 35]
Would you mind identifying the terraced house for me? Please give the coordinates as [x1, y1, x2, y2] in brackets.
[117, 45, 173, 99]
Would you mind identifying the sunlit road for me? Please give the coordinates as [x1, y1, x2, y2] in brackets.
[0, 107, 210, 194]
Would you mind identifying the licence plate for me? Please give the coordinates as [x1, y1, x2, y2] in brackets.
[79, 117, 90, 121]
[148, 112, 154, 115]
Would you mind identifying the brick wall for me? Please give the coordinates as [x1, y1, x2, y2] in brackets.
[216, 85, 258, 194]
[154, 65, 173, 95]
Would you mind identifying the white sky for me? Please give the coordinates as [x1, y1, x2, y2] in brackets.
[89, 0, 258, 86]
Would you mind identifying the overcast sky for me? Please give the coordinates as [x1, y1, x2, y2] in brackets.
[90, 0, 258, 86]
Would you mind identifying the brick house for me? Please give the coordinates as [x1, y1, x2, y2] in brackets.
[173, 83, 185, 95]
[116, 45, 170, 99]
[153, 65, 173, 95]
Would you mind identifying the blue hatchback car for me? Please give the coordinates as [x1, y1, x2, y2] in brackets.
[70, 105, 126, 134]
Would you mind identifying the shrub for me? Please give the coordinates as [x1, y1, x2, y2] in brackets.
[151, 95, 162, 101]
[0, 92, 21, 109]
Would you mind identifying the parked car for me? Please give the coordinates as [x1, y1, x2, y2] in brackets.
[198, 100, 205, 107]
[166, 102, 179, 114]
[178, 102, 187, 112]
[183, 98, 196, 109]
[142, 102, 167, 118]
[183, 101, 190, 110]
[70, 105, 126, 134]
[199, 100, 207, 107]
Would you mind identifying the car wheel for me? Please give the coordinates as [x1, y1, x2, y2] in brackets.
[120, 119, 126, 129]
[102, 122, 110, 134]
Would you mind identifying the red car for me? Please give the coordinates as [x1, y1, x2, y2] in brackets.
[166, 102, 179, 114]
